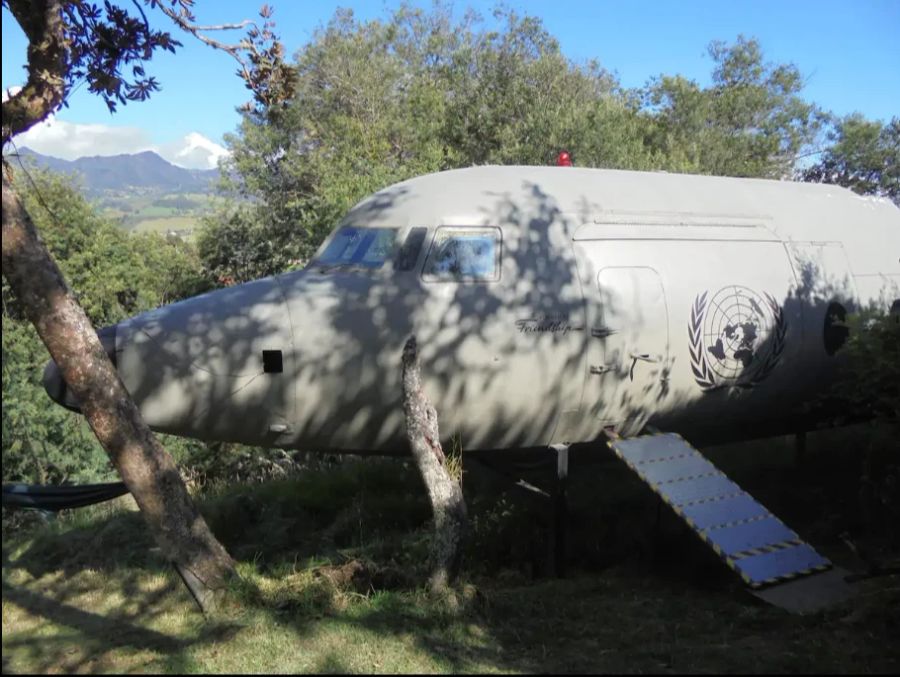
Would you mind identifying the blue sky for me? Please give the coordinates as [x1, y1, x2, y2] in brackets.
[3, 0, 898, 163]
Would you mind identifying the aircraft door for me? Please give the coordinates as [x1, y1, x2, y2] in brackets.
[587, 266, 670, 435]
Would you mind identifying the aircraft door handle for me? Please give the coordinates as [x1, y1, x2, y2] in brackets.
[591, 327, 615, 338]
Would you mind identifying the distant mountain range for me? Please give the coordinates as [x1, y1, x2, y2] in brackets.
[11, 147, 219, 195]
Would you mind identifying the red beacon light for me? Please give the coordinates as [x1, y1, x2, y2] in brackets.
[556, 150, 573, 167]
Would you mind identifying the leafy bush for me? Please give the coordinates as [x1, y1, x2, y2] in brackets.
[832, 308, 900, 425]
[2, 170, 212, 485]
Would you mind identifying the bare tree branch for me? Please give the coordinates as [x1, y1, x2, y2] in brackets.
[149, 1, 256, 84]
[148, 1, 297, 116]
[185, 20, 254, 32]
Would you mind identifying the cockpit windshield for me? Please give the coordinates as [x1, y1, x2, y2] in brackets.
[311, 227, 397, 270]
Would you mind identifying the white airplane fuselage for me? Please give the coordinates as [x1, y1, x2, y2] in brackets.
[45, 166, 900, 453]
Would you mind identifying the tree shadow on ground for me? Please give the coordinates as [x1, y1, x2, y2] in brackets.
[7, 429, 897, 673]
[1, 559, 241, 674]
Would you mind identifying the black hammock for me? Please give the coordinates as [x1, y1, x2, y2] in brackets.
[2, 482, 129, 511]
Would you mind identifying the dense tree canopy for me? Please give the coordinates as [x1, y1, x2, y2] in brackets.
[642, 36, 825, 178]
[802, 114, 900, 206]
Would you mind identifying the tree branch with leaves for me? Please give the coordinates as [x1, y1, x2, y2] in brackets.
[1, 0, 295, 613]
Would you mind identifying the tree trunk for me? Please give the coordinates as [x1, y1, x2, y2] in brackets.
[2, 168, 235, 613]
[400, 336, 468, 593]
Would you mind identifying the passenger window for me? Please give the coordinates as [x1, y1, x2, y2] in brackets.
[422, 227, 501, 281]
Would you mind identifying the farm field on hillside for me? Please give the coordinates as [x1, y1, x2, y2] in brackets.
[88, 191, 225, 240]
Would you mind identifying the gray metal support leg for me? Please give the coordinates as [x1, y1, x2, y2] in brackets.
[551, 443, 569, 578]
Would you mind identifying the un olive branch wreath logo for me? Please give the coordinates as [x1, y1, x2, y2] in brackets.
[689, 292, 718, 389]
[689, 290, 787, 391]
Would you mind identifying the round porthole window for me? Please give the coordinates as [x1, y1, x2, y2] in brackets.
[823, 302, 849, 355]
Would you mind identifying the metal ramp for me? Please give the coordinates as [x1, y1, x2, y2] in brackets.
[608, 433, 841, 598]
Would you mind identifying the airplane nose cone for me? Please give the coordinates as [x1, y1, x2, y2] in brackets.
[42, 324, 118, 412]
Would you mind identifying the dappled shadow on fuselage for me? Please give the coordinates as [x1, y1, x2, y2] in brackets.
[116, 179, 610, 456]
[69, 169, 896, 466]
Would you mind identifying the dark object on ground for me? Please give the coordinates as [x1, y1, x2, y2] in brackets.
[2, 482, 129, 511]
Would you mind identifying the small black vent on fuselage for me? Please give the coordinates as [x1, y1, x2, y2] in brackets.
[262, 350, 283, 373]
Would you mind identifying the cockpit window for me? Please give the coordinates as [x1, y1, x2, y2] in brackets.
[312, 227, 397, 269]
[422, 227, 501, 282]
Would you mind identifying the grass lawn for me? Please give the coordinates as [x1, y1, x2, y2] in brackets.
[3, 432, 898, 673]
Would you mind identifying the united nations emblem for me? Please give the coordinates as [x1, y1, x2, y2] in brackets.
[688, 286, 787, 390]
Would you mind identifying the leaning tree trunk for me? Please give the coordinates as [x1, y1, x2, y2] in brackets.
[401, 336, 468, 593]
[2, 168, 235, 613]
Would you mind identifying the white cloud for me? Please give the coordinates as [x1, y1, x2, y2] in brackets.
[158, 132, 230, 170]
[15, 116, 157, 159]
[3, 89, 229, 170]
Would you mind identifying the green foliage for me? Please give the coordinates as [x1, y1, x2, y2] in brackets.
[1, 170, 211, 484]
[196, 205, 303, 285]
[5, 438, 898, 674]
[802, 115, 900, 205]
[170, 440, 307, 490]
[2, 319, 111, 484]
[4, 169, 212, 326]
[642, 35, 824, 177]
[832, 309, 900, 425]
